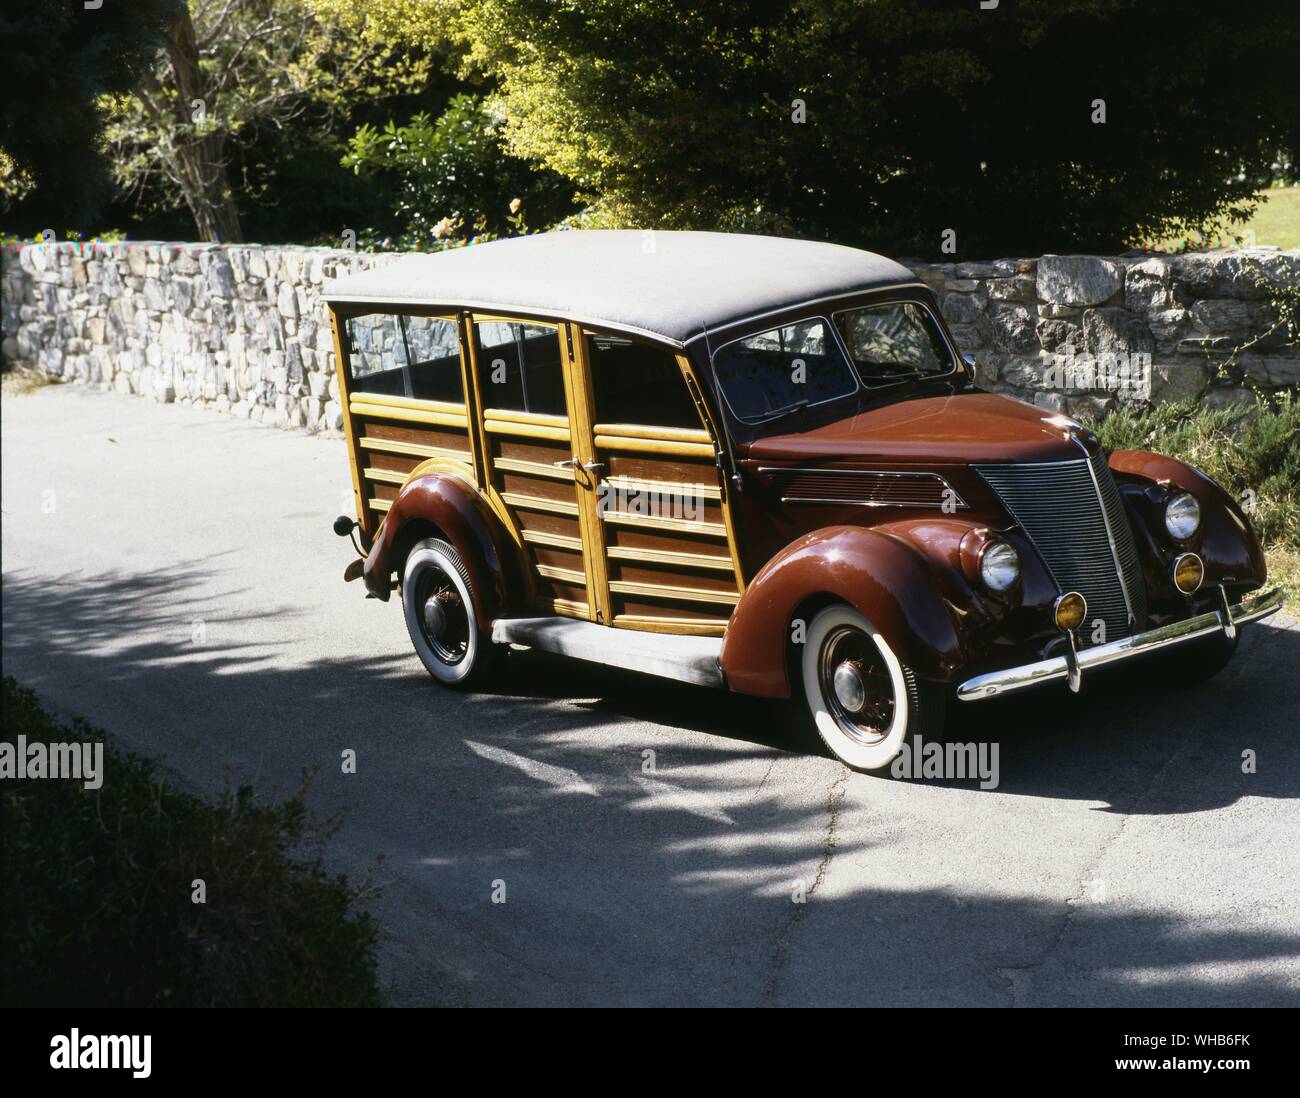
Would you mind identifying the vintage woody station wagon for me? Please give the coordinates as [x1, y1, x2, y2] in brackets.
[324, 231, 1282, 771]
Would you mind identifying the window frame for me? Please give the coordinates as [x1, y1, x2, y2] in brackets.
[708, 313, 861, 428]
[471, 316, 570, 420]
[342, 309, 466, 406]
[830, 298, 960, 390]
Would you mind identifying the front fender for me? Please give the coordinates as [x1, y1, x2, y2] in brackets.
[721, 523, 987, 699]
[362, 469, 519, 630]
[1108, 450, 1268, 600]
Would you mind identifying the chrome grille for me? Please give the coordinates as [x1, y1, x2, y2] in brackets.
[1087, 446, 1148, 629]
[975, 452, 1146, 644]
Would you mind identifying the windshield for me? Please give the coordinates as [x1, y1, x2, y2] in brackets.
[833, 301, 954, 385]
[711, 316, 859, 425]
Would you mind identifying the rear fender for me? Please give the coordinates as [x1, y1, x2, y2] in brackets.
[362, 467, 520, 630]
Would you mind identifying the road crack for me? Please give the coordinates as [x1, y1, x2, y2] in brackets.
[762, 763, 848, 1004]
[994, 720, 1202, 1006]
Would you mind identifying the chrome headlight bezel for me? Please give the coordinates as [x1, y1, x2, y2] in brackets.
[978, 539, 1021, 593]
[1164, 491, 1201, 541]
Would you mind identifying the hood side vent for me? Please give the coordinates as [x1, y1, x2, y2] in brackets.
[760, 468, 966, 509]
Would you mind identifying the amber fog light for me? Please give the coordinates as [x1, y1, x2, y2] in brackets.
[1172, 552, 1204, 594]
[1053, 591, 1088, 632]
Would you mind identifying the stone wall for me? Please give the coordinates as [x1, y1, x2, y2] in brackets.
[2, 242, 1296, 431]
[0, 242, 399, 432]
[910, 250, 1298, 416]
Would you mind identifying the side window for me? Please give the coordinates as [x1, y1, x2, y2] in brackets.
[404, 315, 463, 402]
[475, 321, 567, 417]
[345, 313, 463, 403]
[587, 334, 700, 429]
[345, 314, 407, 397]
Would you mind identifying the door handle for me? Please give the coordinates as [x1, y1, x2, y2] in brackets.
[581, 461, 605, 473]
[552, 457, 578, 468]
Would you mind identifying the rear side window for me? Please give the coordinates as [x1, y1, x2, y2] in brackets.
[475, 321, 567, 417]
[587, 334, 700, 428]
[345, 313, 463, 403]
[711, 317, 858, 424]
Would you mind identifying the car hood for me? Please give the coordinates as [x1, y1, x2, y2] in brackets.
[744, 392, 1092, 465]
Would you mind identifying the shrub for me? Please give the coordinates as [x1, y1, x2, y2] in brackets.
[343, 93, 574, 248]
[0, 678, 381, 1007]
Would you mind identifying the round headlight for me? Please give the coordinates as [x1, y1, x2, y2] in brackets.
[1164, 492, 1201, 540]
[979, 540, 1021, 593]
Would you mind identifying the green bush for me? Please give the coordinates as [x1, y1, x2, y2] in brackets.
[1091, 392, 1300, 600]
[0, 678, 381, 1007]
[343, 92, 574, 247]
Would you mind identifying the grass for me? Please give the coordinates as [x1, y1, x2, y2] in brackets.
[0, 363, 57, 396]
[1238, 186, 1300, 251]
[1, 678, 383, 1007]
[1138, 186, 1300, 252]
[1090, 392, 1300, 605]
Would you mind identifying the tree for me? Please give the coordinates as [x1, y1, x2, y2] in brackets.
[102, 0, 428, 242]
[0, 1, 178, 233]
[343, 93, 574, 246]
[449, 0, 1300, 257]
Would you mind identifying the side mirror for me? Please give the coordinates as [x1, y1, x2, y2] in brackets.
[333, 514, 357, 537]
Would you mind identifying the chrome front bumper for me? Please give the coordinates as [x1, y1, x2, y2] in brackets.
[956, 586, 1284, 702]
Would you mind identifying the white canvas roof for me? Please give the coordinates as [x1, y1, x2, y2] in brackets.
[324, 230, 919, 346]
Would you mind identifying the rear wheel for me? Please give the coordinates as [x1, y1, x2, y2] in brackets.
[401, 538, 500, 688]
[800, 604, 945, 772]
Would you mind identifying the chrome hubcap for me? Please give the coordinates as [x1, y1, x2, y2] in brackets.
[832, 660, 866, 712]
[818, 626, 895, 745]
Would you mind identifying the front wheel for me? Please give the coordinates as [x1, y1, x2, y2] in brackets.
[801, 604, 945, 772]
[401, 538, 501, 689]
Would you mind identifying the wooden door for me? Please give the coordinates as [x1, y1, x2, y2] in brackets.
[466, 316, 599, 619]
[568, 328, 745, 636]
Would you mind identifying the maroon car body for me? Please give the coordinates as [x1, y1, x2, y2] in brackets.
[325, 231, 1281, 771]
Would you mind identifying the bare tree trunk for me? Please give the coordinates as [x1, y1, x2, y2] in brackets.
[175, 135, 244, 244]
[165, 9, 244, 243]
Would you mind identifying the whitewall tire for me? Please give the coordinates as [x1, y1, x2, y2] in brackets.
[800, 604, 943, 772]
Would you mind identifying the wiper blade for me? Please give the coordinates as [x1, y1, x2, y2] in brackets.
[862, 368, 933, 384]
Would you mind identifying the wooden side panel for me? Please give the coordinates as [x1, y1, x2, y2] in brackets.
[489, 427, 590, 616]
[353, 410, 475, 522]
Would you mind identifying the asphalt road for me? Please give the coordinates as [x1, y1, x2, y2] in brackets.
[3, 384, 1298, 1007]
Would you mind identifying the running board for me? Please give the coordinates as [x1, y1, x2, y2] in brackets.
[491, 616, 725, 689]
